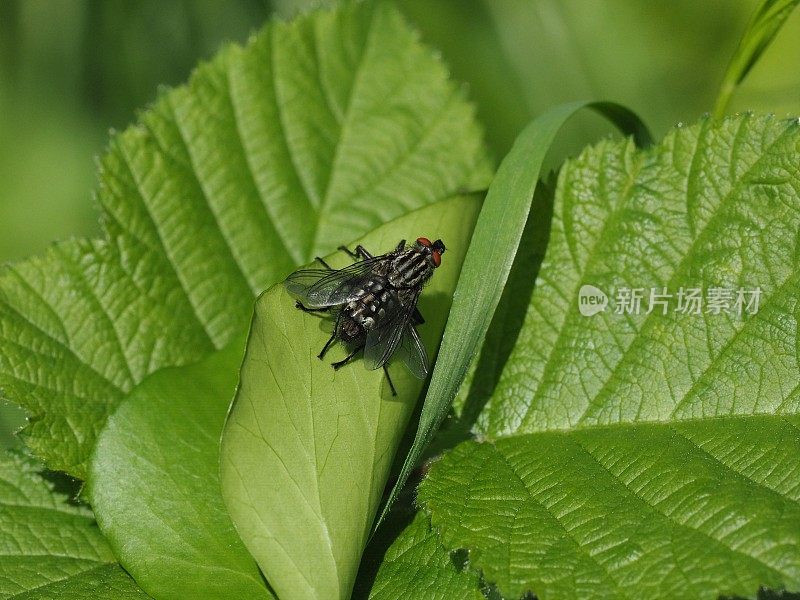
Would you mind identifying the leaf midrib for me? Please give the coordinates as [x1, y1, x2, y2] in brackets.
[487, 409, 800, 439]
[311, 5, 378, 259]
[223, 45, 302, 267]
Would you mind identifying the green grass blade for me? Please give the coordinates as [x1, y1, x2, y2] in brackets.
[377, 101, 652, 528]
[714, 0, 800, 118]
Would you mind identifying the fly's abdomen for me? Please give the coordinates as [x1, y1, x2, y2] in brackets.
[345, 276, 398, 331]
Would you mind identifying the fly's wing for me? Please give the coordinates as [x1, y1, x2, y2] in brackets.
[363, 290, 421, 372]
[395, 323, 429, 379]
[284, 257, 383, 307]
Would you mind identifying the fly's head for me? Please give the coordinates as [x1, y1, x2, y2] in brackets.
[415, 237, 446, 268]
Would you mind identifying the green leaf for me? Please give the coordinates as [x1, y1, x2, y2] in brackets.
[87, 341, 272, 600]
[420, 114, 800, 599]
[0, 0, 490, 478]
[8, 565, 151, 600]
[380, 101, 651, 526]
[714, 0, 800, 118]
[220, 195, 481, 600]
[0, 451, 148, 599]
[367, 512, 484, 600]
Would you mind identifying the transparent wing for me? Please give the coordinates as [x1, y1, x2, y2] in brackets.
[363, 290, 421, 371]
[395, 324, 429, 379]
[284, 257, 383, 307]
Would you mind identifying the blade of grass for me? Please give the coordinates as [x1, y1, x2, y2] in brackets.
[713, 0, 800, 118]
[376, 100, 652, 529]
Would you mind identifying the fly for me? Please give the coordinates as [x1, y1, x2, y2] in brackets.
[284, 237, 446, 396]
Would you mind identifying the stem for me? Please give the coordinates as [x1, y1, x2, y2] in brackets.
[713, 0, 800, 119]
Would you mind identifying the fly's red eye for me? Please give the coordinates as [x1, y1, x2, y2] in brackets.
[416, 237, 432, 247]
[432, 251, 442, 267]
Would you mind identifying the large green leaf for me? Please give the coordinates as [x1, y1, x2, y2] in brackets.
[0, 0, 490, 478]
[220, 195, 480, 600]
[87, 341, 272, 600]
[419, 115, 800, 599]
[0, 451, 148, 599]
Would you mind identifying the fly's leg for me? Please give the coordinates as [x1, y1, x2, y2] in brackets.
[318, 332, 337, 359]
[338, 244, 374, 261]
[412, 308, 425, 325]
[339, 239, 405, 262]
[317, 312, 344, 359]
[356, 245, 373, 259]
[331, 344, 364, 370]
[324, 338, 398, 396]
[383, 365, 397, 397]
[295, 301, 329, 313]
[338, 245, 358, 260]
[314, 256, 333, 270]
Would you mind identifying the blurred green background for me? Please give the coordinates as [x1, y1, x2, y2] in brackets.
[1, 0, 799, 447]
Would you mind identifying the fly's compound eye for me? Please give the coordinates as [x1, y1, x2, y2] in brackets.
[431, 239, 445, 267]
[416, 237, 432, 247]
